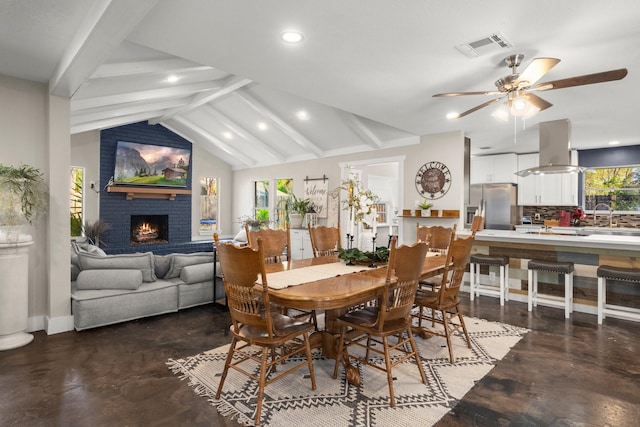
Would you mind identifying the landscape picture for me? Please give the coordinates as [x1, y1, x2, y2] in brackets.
[113, 141, 191, 187]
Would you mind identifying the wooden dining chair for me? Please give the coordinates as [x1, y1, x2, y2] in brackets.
[416, 223, 457, 254]
[417, 223, 457, 290]
[245, 224, 291, 263]
[470, 215, 484, 235]
[308, 224, 342, 257]
[332, 237, 429, 407]
[213, 233, 316, 426]
[412, 234, 475, 364]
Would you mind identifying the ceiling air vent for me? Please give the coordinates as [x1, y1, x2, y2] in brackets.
[456, 32, 513, 58]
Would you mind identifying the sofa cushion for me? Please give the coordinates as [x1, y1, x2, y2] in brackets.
[77, 252, 156, 282]
[180, 262, 214, 285]
[76, 269, 143, 290]
[154, 254, 172, 279]
[71, 264, 81, 281]
[72, 241, 107, 256]
[165, 252, 214, 279]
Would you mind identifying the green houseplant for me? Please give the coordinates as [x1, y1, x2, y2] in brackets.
[0, 163, 48, 237]
[287, 194, 313, 228]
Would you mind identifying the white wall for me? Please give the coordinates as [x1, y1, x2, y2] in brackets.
[0, 75, 50, 330]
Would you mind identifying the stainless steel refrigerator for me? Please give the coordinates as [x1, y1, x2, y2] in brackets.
[469, 184, 519, 230]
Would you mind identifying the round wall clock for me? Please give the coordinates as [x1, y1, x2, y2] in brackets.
[415, 161, 451, 199]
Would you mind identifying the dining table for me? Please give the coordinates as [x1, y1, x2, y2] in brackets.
[261, 253, 448, 359]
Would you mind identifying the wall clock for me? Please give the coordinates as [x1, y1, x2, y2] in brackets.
[415, 161, 451, 199]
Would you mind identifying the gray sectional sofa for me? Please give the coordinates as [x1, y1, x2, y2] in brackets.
[70, 243, 222, 330]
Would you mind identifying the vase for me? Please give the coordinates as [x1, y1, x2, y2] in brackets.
[421, 209, 431, 217]
[289, 213, 304, 229]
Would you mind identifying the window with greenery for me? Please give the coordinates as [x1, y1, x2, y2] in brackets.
[254, 180, 270, 226]
[584, 166, 640, 211]
[199, 177, 218, 233]
[276, 178, 294, 229]
[70, 167, 84, 236]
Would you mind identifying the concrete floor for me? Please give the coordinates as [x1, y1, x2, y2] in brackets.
[1, 293, 639, 426]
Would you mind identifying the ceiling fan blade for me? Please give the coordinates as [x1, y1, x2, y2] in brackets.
[453, 98, 503, 118]
[534, 68, 628, 91]
[514, 57, 560, 88]
[523, 93, 553, 111]
[433, 90, 502, 97]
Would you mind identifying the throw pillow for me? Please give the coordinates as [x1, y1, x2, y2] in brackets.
[165, 252, 214, 279]
[154, 254, 172, 279]
[76, 269, 143, 290]
[233, 229, 247, 243]
[77, 252, 156, 282]
[71, 241, 107, 256]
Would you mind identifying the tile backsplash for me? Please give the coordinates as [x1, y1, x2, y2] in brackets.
[521, 206, 640, 229]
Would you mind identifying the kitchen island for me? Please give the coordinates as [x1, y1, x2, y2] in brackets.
[458, 227, 640, 322]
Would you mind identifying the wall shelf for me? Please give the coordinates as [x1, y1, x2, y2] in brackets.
[399, 209, 460, 219]
[107, 186, 191, 201]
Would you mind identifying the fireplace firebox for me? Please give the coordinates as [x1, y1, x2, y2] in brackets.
[130, 215, 168, 245]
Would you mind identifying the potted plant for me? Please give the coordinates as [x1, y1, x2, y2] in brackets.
[417, 200, 433, 216]
[287, 194, 312, 228]
[0, 163, 48, 241]
[238, 212, 270, 231]
[83, 219, 111, 247]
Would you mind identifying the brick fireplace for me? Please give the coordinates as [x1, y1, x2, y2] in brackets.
[98, 122, 212, 255]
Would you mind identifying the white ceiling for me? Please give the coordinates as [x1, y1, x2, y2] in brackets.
[2, 0, 639, 169]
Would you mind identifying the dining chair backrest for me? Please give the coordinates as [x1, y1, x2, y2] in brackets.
[308, 224, 342, 257]
[471, 215, 484, 235]
[376, 236, 429, 331]
[436, 234, 474, 305]
[214, 233, 274, 336]
[416, 223, 457, 253]
[246, 225, 291, 263]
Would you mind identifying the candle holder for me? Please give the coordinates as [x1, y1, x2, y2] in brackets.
[346, 233, 355, 250]
[368, 234, 378, 268]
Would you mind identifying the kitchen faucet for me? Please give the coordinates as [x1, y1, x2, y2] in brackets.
[593, 203, 613, 227]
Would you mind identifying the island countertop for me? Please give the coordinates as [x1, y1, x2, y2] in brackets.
[458, 228, 640, 251]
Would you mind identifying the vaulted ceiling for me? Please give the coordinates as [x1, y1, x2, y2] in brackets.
[2, 0, 639, 169]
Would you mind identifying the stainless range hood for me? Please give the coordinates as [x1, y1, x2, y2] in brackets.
[515, 118, 590, 177]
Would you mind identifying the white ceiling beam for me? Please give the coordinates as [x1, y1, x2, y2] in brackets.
[201, 105, 286, 162]
[92, 58, 212, 79]
[71, 81, 219, 111]
[234, 91, 324, 157]
[346, 114, 384, 149]
[71, 110, 166, 134]
[71, 98, 188, 126]
[149, 76, 252, 124]
[171, 116, 256, 167]
[49, 0, 160, 97]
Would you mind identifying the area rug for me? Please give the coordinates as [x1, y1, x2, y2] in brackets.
[167, 317, 529, 426]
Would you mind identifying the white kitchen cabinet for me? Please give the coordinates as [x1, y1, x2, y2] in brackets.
[517, 153, 577, 205]
[470, 153, 518, 184]
[290, 228, 312, 260]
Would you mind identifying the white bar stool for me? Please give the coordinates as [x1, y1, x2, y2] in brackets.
[597, 265, 640, 324]
[527, 260, 574, 319]
[469, 254, 509, 306]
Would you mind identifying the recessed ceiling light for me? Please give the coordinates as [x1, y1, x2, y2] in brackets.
[296, 110, 309, 120]
[446, 112, 459, 119]
[257, 122, 268, 131]
[222, 131, 233, 139]
[167, 75, 179, 83]
[608, 140, 620, 145]
[282, 31, 304, 43]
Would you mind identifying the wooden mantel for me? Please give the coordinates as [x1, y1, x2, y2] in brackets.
[107, 186, 191, 201]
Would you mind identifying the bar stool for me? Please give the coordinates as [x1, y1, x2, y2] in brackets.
[597, 265, 640, 324]
[527, 260, 574, 318]
[469, 254, 509, 306]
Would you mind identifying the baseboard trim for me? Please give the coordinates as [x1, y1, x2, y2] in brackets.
[45, 315, 74, 335]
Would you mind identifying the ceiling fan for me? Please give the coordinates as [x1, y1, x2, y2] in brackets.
[434, 54, 628, 119]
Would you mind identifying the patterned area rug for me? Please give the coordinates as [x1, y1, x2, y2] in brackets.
[167, 316, 529, 426]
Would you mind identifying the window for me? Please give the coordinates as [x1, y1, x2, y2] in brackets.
[276, 178, 293, 229]
[199, 177, 218, 233]
[254, 180, 270, 226]
[70, 167, 84, 237]
[584, 166, 640, 211]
